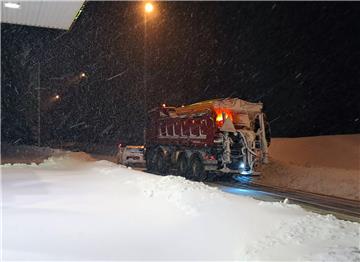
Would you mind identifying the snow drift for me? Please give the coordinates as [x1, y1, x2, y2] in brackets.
[259, 134, 360, 200]
[1, 143, 61, 164]
[269, 134, 359, 170]
[2, 153, 359, 261]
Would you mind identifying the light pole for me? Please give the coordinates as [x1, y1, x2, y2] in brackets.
[144, 2, 153, 113]
[37, 62, 41, 147]
[143, 2, 154, 142]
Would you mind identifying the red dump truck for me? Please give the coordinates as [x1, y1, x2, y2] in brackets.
[144, 98, 271, 180]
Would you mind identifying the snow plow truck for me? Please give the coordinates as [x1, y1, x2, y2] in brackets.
[145, 98, 271, 180]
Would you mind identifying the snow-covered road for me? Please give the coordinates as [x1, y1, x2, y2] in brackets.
[2, 152, 360, 260]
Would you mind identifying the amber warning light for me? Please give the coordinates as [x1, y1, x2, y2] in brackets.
[215, 109, 233, 127]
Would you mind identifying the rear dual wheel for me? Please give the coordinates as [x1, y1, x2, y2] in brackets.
[146, 149, 168, 175]
[189, 156, 207, 181]
[177, 154, 207, 181]
[177, 153, 188, 177]
[155, 151, 168, 175]
[149, 150, 207, 181]
[146, 149, 156, 171]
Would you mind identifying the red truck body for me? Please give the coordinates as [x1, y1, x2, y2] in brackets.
[146, 107, 216, 147]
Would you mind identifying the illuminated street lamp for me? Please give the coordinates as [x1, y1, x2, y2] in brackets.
[55, 95, 60, 100]
[80, 72, 86, 78]
[145, 2, 154, 13]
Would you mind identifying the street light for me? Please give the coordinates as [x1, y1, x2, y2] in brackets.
[55, 95, 60, 100]
[145, 2, 154, 13]
[80, 72, 86, 78]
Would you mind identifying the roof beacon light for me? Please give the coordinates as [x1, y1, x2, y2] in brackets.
[4, 2, 20, 9]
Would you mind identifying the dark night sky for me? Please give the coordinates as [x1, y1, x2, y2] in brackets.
[1, 1, 360, 145]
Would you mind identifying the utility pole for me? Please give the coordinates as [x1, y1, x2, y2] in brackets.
[37, 62, 41, 147]
[143, 3, 154, 144]
[143, 9, 148, 144]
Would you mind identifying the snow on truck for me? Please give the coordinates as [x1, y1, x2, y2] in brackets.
[144, 98, 271, 180]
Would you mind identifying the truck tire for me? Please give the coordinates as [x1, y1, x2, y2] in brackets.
[146, 149, 155, 171]
[189, 156, 207, 181]
[155, 151, 168, 175]
[177, 153, 188, 177]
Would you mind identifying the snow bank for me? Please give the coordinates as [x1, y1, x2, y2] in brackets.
[259, 134, 360, 200]
[2, 153, 359, 260]
[1, 143, 117, 165]
[1, 143, 62, 164]
[269, 134, 360, 170]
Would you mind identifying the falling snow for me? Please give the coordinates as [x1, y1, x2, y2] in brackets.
[1, 2, 359, 146]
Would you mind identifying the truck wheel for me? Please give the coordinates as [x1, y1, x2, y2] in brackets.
[189, 156, 207, 181]
[116, 155, 121, 165]
[155, 151, 167, 175]
[177, 153, 188, 177]
[146, 150, 155, 171]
